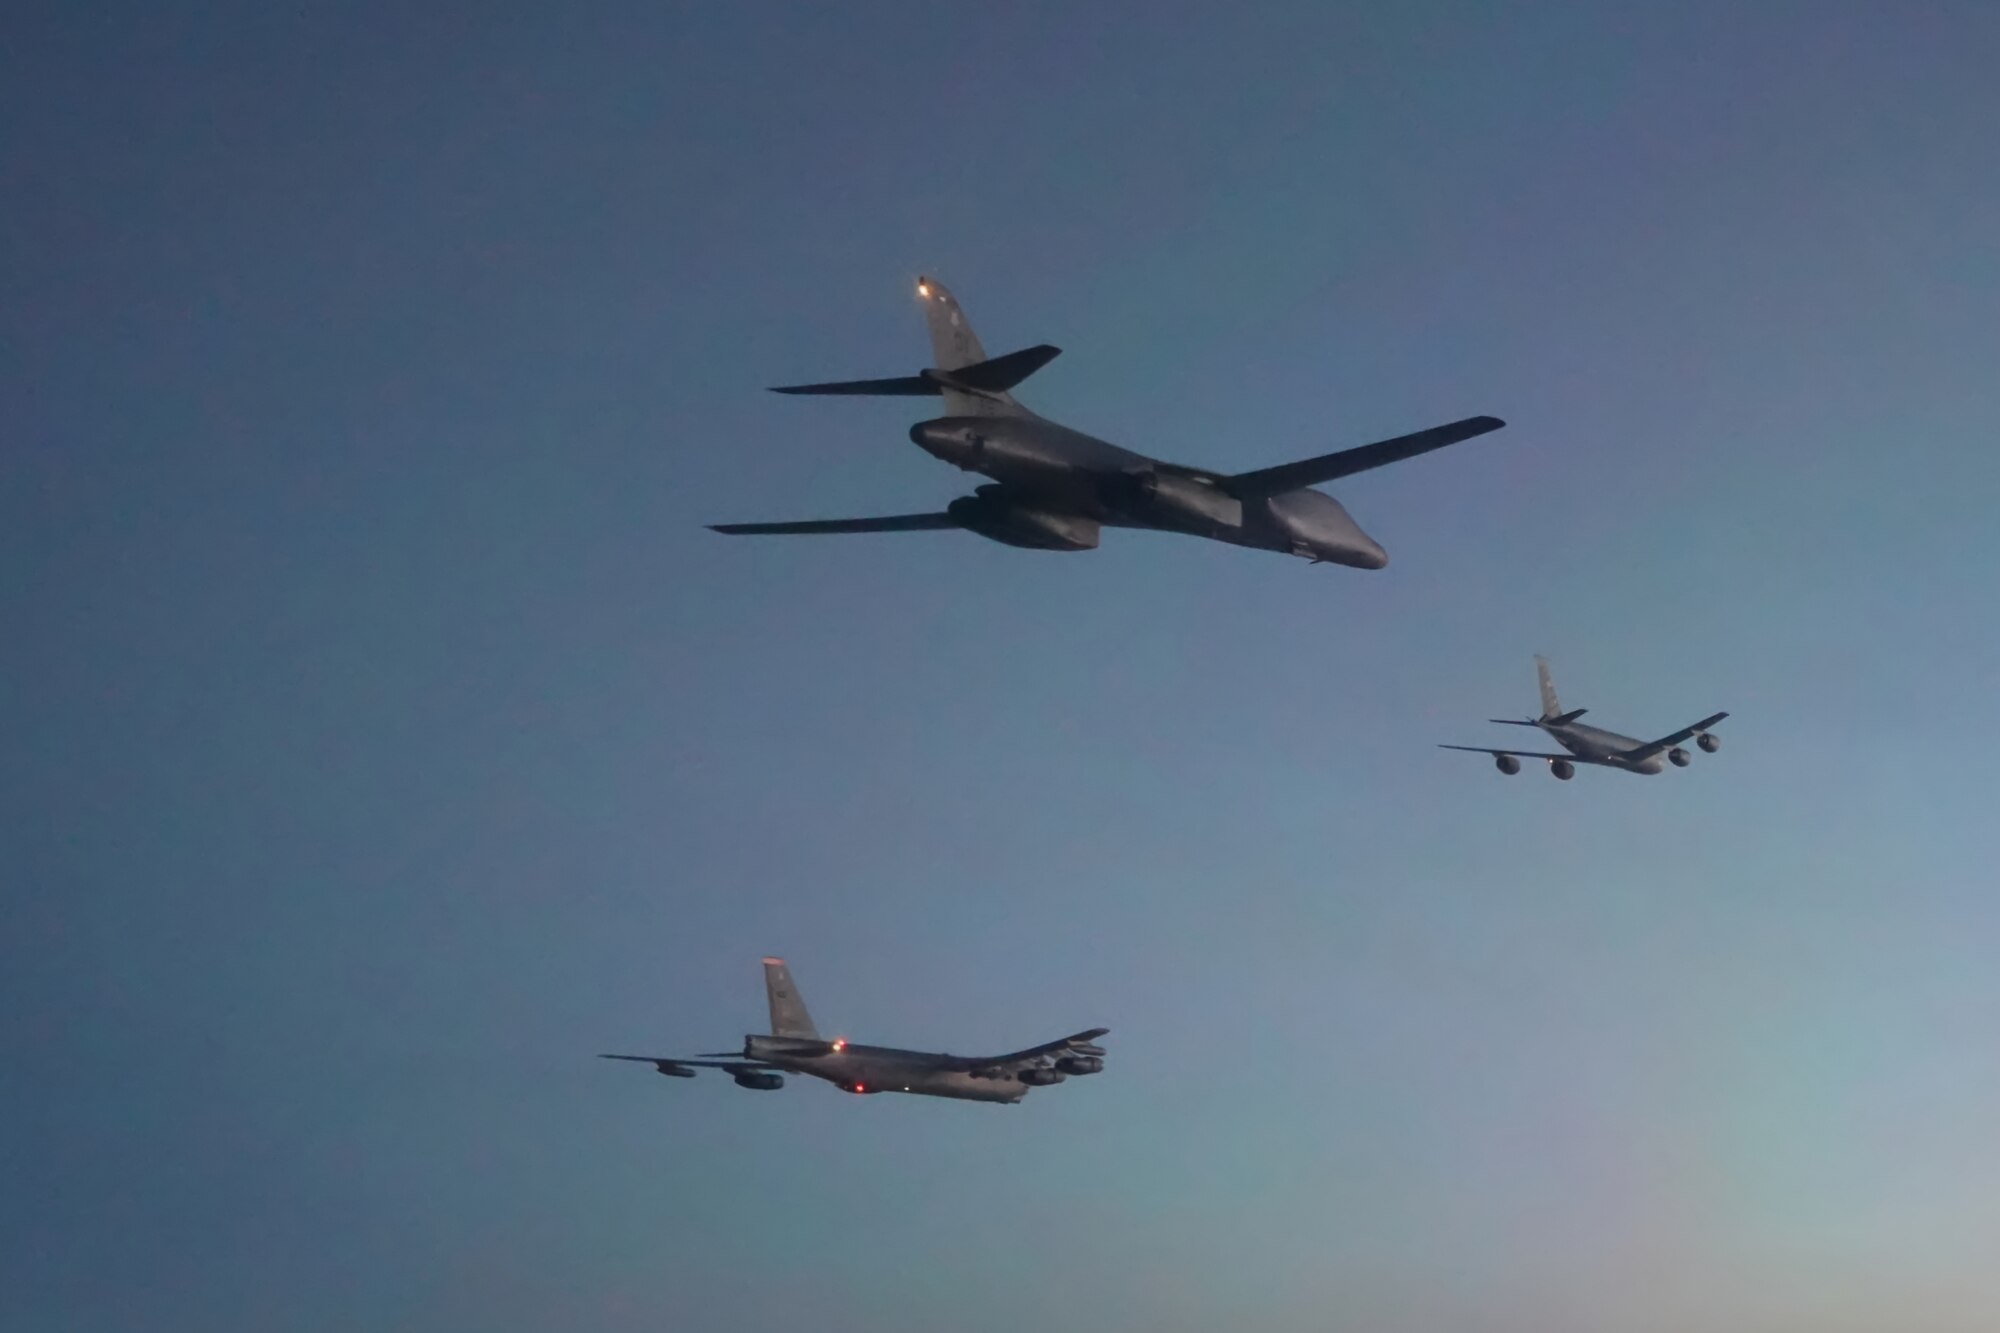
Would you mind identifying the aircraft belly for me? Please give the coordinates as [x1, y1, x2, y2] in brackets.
[908, 1071, 1025, 1103]
[807, 1051, 1024, 1102]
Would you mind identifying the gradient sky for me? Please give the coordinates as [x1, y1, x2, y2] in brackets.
[8, 5, 2000, 1331]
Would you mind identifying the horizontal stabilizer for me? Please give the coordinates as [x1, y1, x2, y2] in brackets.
[711, 513, 960, 536]
[941, 344, 1060, 392]
[1547, 708, 1588, 725]
[1226, 415, 1506, 498]
[769, 345, 1059, 398]
[769, 374, 937, 396]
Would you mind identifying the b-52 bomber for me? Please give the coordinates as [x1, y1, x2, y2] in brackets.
[1441, 655, 1729, 779]
[600, 958, 1109, 1105]
[711, 277, 1506, 567]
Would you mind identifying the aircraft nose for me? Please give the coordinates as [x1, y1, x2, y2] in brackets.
[1325, 535, 1386, 569]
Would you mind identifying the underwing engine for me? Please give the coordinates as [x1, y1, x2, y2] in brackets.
[947, 486, 1099, 551]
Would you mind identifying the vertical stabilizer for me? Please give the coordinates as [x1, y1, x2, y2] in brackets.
[1535, 655, 1562, 721]
[761, 958, 819, 1039]
[915, 276, 1021, 418]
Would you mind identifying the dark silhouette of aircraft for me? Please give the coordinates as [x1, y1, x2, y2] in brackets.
[711, 277, 1505, 567]
[1442, 656, 1729, 779]
[601, 958, 1108, 1105]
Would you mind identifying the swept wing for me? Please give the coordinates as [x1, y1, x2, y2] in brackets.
[1226, 416, 1506, 498]
[1619, 712, 1729, 763]
[956, 1027, 1110, 1077]
[710, 512, 960, 536]
[598, 1053, 777, 1076]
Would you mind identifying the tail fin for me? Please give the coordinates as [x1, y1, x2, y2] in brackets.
[916, 276, 1023, 418]
[1535, 655, 1563, 721]
[761, 958, 818, 1039]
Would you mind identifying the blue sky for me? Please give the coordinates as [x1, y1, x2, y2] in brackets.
[7, 4, 2000, 1330]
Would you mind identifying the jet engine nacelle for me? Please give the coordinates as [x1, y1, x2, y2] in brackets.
[1549, 759, 1575, 780]
[1016, 1067, 1067, 1087]
[947, 488, 1099, 551]
[1668, 746, 1691, 767]
[1697, 732, 1721, 754]
[1055, 1056, 1104, 1076]
[1494, 754, 1521, 776]
[732, 1071, 784, 1091]
[653, 1062, 697, 1078]
[1108, 469, 1242, 531]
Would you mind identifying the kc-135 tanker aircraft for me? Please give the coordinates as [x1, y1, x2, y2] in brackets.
[1441, 656, 1729, 779]
[601, 958, 1109, 1104]
[710, 277, 1506, 567]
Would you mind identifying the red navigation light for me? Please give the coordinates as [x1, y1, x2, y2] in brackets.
[831, 1038, 847, 1053]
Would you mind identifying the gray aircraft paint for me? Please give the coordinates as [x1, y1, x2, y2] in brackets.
[601, 958, 1108, 1105]
[761, 957, 817, 1039]
[710, 277, 1505, 567]
[1441, 655, 1729, 778]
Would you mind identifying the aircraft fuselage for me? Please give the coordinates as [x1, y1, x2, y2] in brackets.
[910, 414, 1390, 568]
[1543, 721, 1666, 774]
[745, 1035, 1029, 1103]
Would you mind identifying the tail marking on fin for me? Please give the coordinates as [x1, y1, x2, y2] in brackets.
[762, 957, 819, 1039]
